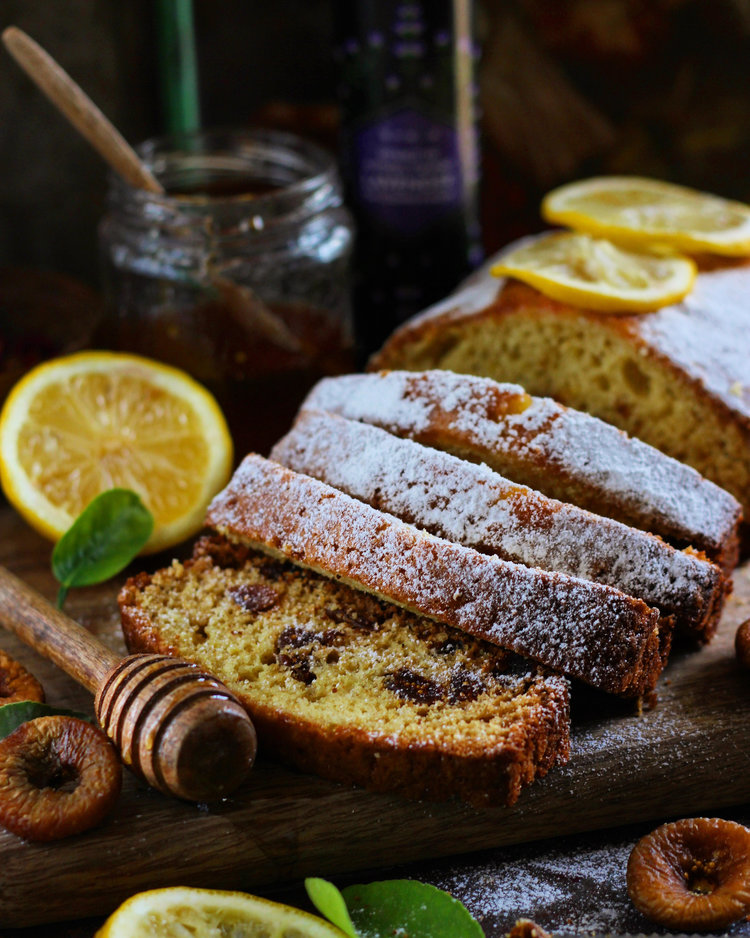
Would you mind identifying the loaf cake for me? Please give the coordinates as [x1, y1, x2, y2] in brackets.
[119, 535, 571, 807]
[205, 454, 669, 698]
[302, 370, 742, 572]
[369, 243, 750, 538]
[271, 408, 727, 642]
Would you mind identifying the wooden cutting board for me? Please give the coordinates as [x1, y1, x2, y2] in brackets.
[0, 506, 748, 928]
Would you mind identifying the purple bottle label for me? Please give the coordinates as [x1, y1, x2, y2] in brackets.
[353, 107, 464, 234]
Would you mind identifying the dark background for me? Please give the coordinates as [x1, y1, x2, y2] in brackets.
[2, 0, 750, 288]
[1, 5, 750, 935]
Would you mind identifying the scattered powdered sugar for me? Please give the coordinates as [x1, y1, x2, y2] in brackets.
[453, 864, 570, 916]
[420, 835, 645, 934]
[271, 410, 718, 635]
[422, 838, 637, 932]
[301, 369, 740, 553]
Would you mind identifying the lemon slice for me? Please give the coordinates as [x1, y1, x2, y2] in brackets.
[490, 232, 696, 313]
[95, 886, 348, 938]
[542, 176, 750, 256]
[0, 351, 233, 553]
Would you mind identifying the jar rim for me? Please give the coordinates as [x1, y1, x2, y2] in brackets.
[108, 126, 339, 210]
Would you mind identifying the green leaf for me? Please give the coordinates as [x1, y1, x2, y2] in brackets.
[305, 879, 358, 937]
[341, 879, 484, 938]
[51, 488, 154, 608]
[0, 701, 93, 740]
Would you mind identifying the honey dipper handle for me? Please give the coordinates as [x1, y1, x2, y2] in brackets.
[0, 566, 117, 693]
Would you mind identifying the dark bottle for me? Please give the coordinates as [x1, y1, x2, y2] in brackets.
[335, 0, 482, 358]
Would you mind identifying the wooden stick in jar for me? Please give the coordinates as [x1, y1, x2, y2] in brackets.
[2, 26, 164, 194]
[1, 25, 305, 354]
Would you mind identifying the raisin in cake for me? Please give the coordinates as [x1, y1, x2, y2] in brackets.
[119, 536, 570, 807]
[369, 244, 750, 537]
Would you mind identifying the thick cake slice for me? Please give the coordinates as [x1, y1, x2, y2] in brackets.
[206, 455, 668, 698]
[271, 409, 727, 642]
[368, 246, 750, 543]
[302, 370, 742, 572]
[119, 536, 571, 807]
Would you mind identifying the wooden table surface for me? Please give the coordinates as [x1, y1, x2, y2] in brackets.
[0, 505, 748, 934]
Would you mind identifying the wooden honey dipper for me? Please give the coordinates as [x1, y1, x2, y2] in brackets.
[0, 565, 257, 802]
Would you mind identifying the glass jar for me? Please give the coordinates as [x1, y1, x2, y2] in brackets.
[98, 128, 355, 458]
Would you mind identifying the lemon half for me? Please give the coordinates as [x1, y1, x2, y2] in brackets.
[0, 351, 233, 553]
[542, 176, 750, 256]
[95, 886, 348, 938]
[490, 232, 696, 313]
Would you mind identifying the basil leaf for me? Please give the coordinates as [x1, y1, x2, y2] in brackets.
[342, 879, 483, 938]
[305, 878, 358, 938]
[52, 488, 154, 608]
[0, 701, 93, 739]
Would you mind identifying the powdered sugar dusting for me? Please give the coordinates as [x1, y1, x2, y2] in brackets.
[636, 263, 750, 419]
[306, 372, 438, 435]
[512, 403, 740, 549]
[272, 410, 722, 637]
[430, 837, 642, 934]
[302, 370, 741, 555]
[207, 455, 663, 696]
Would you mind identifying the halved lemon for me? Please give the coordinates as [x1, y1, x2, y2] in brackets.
[490, 232, 696, 313]
[542, 176, 750, 256]
[0, 351, 233, 553]
[94, 886, 348, 938]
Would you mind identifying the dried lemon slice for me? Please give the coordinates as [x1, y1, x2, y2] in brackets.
[95, 886, 348, 938]
[0, 351, 233, 553]
[490, 232, 696, 313]
[542, 176, 750, 256]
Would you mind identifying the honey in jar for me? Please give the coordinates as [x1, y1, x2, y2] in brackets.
[98, 128, 355, 458]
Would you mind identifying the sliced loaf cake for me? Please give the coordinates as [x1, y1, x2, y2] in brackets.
[271, 408, 727, 642]
[205, 454, 669, 698]
[302, 369, 742, 571]
[119, 536, 571, 807]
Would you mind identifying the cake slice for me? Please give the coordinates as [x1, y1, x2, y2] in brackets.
[271, 408, 727, 642]
[302, 369, 742, 572]
[119, 535, 571, 807]
[205, 454, 669, 698]
[368, 245, 749, 546]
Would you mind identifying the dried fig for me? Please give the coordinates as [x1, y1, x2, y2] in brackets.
[736, 618, 750, 670]
[0, 715, 121, 841]
[627, 817, 750, 931]
[507, 920, 551, 938]
[0, 650, 44, 704]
